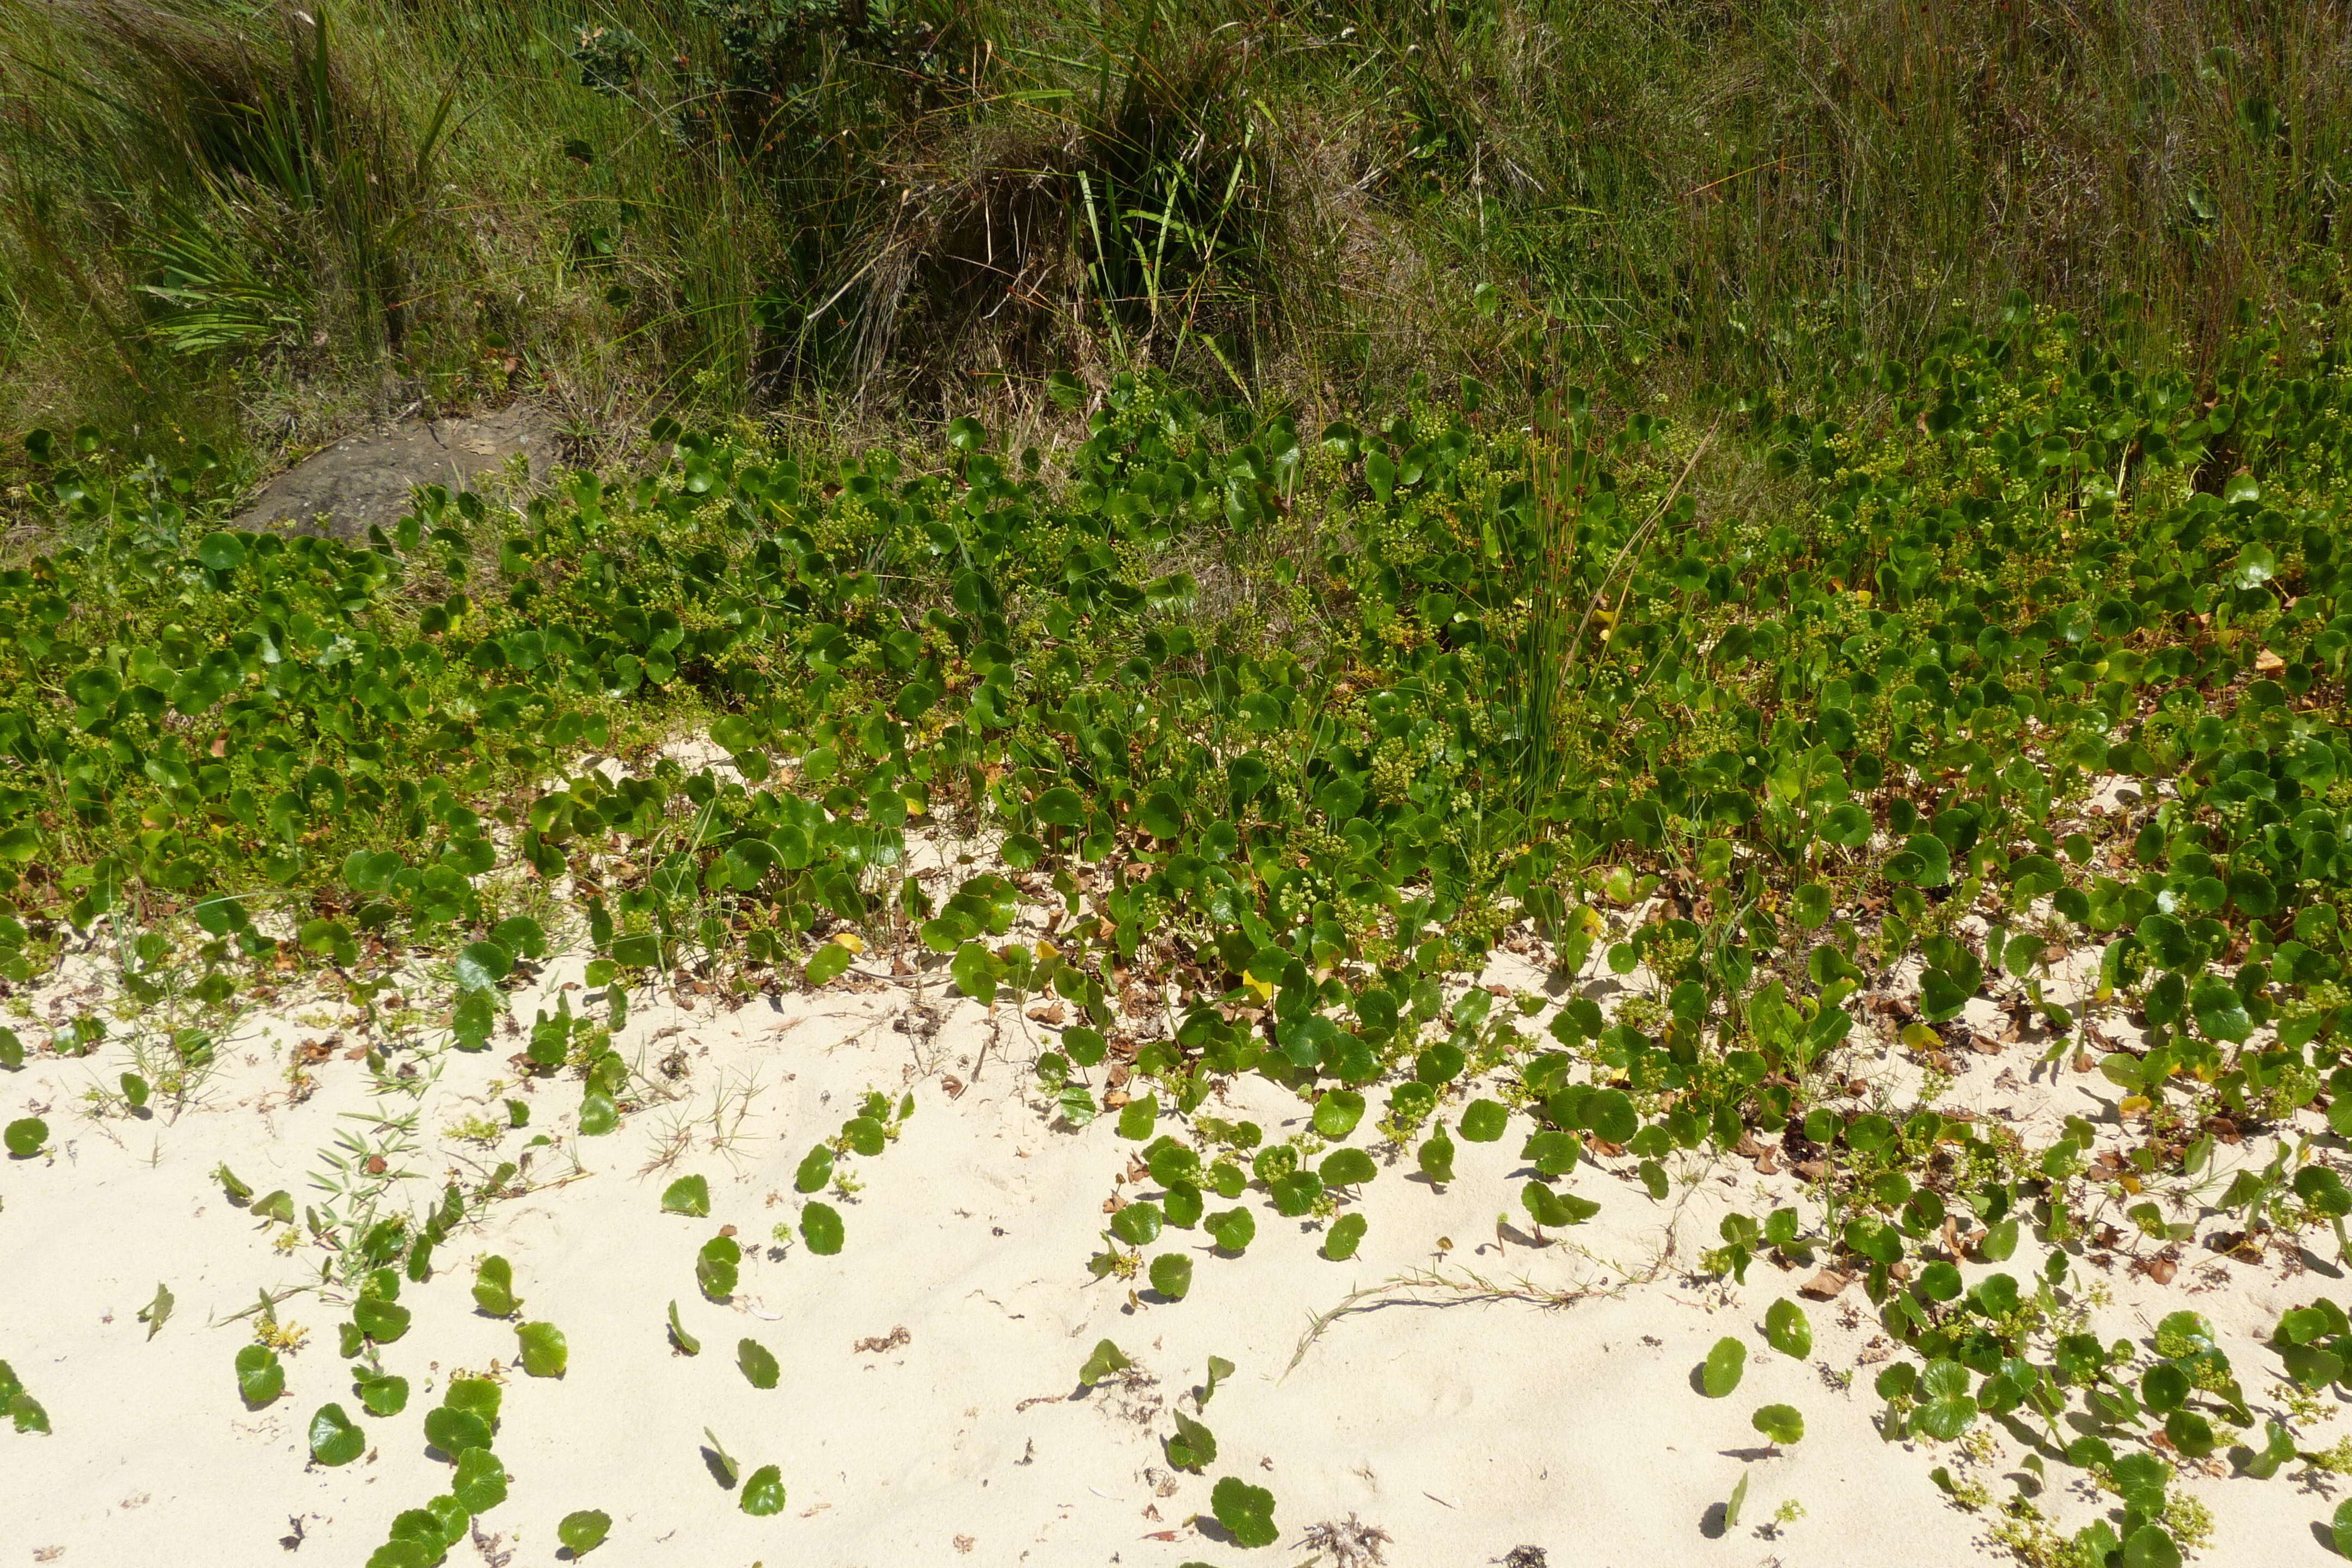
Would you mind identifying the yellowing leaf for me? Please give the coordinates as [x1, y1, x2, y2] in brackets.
[830, 932, 864, 955]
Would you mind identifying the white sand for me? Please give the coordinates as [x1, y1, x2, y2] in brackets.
[4, 941, 2345, 1565]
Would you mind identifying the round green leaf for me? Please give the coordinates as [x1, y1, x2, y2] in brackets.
[1138, 791, 1187, 840]
[1763, 1299, 1811, 1359]
[1206, 1208, 1255, 1253]
[1312, 1090, 1365, 1138]
[1324, 1211, 1368, 1261]
[1111, 1200, 1165, 1246]
[452, 1447, 508, 1513]
[195, 531, 248, 572]
[660, 1174, 710, 1216]
[2139, 1361, 2190, 1414]
[309, 1403, 365, 1466]
[5, 1117, 47, 1157]
[1210, 1475, 1279, 1549]
[424, 1405, 493, 1456]
[516, 1321, 568, 1377]
[558, 1509, 611, 1554]
[1751, 1402, 1804, 1444]
[698, 1235, 742, 1298]
[1701, 1336, 1746, 1398]
[801, 1201, 845, 1255]
[741, 1465, 787, 1516]
[1459, 1098, 1509, 1142]
[738, 1337, 780, 1389]
[1149, 1252, 1194, 1300]
[353, 1296, 411, 1344]
[1582, 1089, 1637, 1144]
[234, 1344, 284, 1406]
[2122, 1524, 2181, 1568]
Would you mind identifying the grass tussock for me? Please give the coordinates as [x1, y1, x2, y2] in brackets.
[0, 0, 2346, 476]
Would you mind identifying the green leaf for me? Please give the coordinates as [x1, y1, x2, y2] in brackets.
[1417, 1130, 1455, 1183]
[1701, 1336, 1745, 1398]
[1751, 1403, 1804, 1444]
[794, 1143, 834, 1193]
[424, 1405, 493, 1456]
[1269, 1170, 1324, 1216]
[2139, 1362, 2190, 1414]
[667, 1300, 701, 1355]
[445, 1376, 501, 1428]
[1919, 967, 1970, 1020]
[2334, 1498, 2352, 1559]
[1323, 1212, 1367, 1260]
[9, 1391, 50, 1434]
[1312, 1090, 1365, 1138]
[660, 1174, 710, 1216]
[1150, 1252, 1195, 1300]
[558, 1509, 611, 1554]
[1206, 1208, 1255, 1253]
[353, 1296, 409, 1345]
[454, 940, 512, 992]
[1138, 790, 1187, 840]
[137, 1281, 174, 1340]
[196, 531, 248, 571]
[1459, 1098, 1508, 1142]
[309, 1403, 365, 1466]
[1118, 1092, 1159, 1140]
[578, 1088, 618, 1136]
[235, 1344, 284, 1406]
[1111, 1200, 1165, 1246]
[1319, 1147, 1378, 1187]
[471, 1256, 519, 1318]
[5, 1116, 47, 1157]
[354, 1370, 409, 1417]
[2189, 976, 2252, 1042]
[1167, 1410, 1218, 1472]
[740, 1465, 787, 1516]
[804, 941, 854, 985]
[1582, 1089, 1637, 1144]
[1763, 1299, 1811, 1359]
[698, 1235, 742, 1298]
[1914, 1395, 1979, 1440]
[1725, 1470, 1750, 1529]
[950, 939, 999, 1003]
[738, 1337, 781, 1389]
[1197, 1355, 1234, 1407]
[1079, 1339, 1131, 1387]
[801, 1201, 845, 1255]
[1210, 1476, 1279, 1548]
[2122, 1524, 2181, 1568]
[516, 1321, 568, 1377]
[452, 1447, 509, 1513]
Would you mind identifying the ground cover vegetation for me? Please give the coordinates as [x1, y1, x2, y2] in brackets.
[8, 1, 2352, 1564]
[8, 286, 2352, 1563]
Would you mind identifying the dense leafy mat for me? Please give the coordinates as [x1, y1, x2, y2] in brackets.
[10, 303, 2352, 1564]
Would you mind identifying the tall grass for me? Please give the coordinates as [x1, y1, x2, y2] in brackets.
[0, 0, 2346, 475]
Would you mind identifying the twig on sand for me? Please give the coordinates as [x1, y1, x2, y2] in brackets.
[1283, 1253, 1643, 1380]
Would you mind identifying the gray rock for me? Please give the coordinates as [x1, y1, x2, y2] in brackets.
[235, 403, 562, 540]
